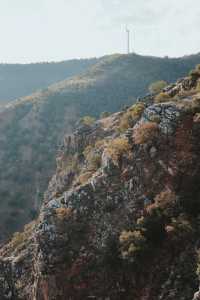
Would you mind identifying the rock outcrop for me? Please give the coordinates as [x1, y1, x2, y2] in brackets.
[1, 70, 200, 299]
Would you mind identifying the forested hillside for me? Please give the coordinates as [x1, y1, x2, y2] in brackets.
[1, 52, 200, 241]
[0, 58, 98, 104]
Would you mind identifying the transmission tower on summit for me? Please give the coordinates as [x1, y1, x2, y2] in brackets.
[126, 27, 130, 54]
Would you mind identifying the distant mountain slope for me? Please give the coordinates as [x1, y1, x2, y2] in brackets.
[0, 52, 200, 241]
[0, 58, 98, 104]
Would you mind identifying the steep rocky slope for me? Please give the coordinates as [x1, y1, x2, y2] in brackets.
[1, 67, 200, 299]
[1, 53, 200, 242]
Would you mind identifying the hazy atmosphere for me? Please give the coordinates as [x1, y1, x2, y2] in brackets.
[1, 0, 200, 299]
[0, 0, 200, 63]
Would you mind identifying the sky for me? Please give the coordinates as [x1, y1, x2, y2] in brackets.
[0, 0, 200, 63]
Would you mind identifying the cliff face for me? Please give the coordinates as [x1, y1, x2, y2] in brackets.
[1, 69, 200, 299]
[2, 53, 200, 243]
[2, 53, 200, 244]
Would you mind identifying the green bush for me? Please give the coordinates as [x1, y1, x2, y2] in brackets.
[100, 111, 110, 119]
[149, 80, 168, 94]
[81, 116, 96, 126]
[154, 92, 171, 103]
[118, 103, 145, 132]
[119, 230, 147, 262]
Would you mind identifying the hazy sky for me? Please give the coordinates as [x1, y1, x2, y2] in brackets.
[0, 0, 199, 63]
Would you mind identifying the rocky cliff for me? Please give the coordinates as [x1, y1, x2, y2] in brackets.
[1, 53, 200, 243]
[1, 67, 200, 299]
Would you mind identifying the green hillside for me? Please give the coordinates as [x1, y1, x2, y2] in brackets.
[0, 58, 98, 104]
[1, 52, 200, 241]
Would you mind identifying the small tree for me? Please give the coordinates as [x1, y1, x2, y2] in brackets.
[100, 111, 110, 119]
[149, 80, 168, 94]
[154, 92, 171, 103]
[81, 116, 96, 126]
[119, 230, 147, 262]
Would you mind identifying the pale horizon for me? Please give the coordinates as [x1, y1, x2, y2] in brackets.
[0, 0, 200, 63]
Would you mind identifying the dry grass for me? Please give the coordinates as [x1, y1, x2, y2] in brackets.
[119, 103, 145, 132]
[106, 138, 131, 161]
[8, 221, 36, 251]
[154, 190, 176, 209]
[134, 122, 159, 144]
[77, 171, 94, 185]
[55, 207, 73, 220]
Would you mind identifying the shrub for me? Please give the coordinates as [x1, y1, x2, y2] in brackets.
[100, 111, 110, 118]
[95, 139, 107, 150]
[140, 208, 166, 243]
[148, 114, 161, 123]
[9, 221, 36, 251]
[55, 207, 73, 220]
[119, 103, 145, 132]
[165, 215, 193, 242]
[193, 96, 200, 109]
[106, 138, 131, 161]
[154, 189, 176, 211]
[196, 80, 200, 92]
[119, 230, 147, 261]
[89, 154, 101, 170]
[81, 116, 96, 126]
[83, 145, 93, 156]
[129, 103, 145, 117]
[149, 80, 168, 94]
[61, 154, 80, 175]
[196, 249, 200, 278]
[77, 171, 93, 185]
[118, 112, 134, 132]
[11, 232, 25, 249]
[154, 92, 171, 103]
[189, 64, 200, 79]
[83, 146, 101, 171]
[134, 122, 159, 144]
[146, 190, 177, 219]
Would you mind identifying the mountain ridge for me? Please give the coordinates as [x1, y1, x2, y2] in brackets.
[0, 58, 99, 104]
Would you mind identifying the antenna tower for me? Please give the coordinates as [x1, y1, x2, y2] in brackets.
[126, 27, 130, 54]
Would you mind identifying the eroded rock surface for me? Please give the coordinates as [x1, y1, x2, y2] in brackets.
[1, 73, 200, 299]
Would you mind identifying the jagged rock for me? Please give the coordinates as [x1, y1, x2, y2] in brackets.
[193, 291, 200, 300]
[1, 73, 200, 299]
[142, 103, 182, 135]
[149, 146, 157, 158]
